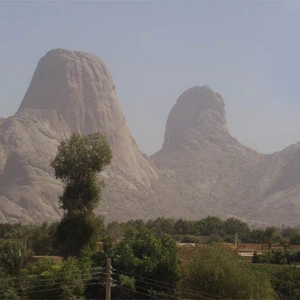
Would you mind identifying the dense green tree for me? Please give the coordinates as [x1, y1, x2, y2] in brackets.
[250, 229, 267, 244]
[196, 216, 225, 236]
[6, 225, 32, 258]
[224, 217, 251, 242]
[96, 228, 180, 299]
[127, 219, 146, 231]
[146, 217, 175, 236]
[252, 248, 300, 265]
[28, 222, 58, 255]
[106, 221, 127, 241]
[174, 219, 197, 235]
[51, 133, 112, 257]
[0, 224, 22, 239]
[60, 256, 92, 299]
[270, 266, 300, 299]
[51, 133, 112, 213]
[55, 213, 105, 258]
[282, 227, 300, 244]
[20, 257, 92, 299]
[265, 226, 278, 249]
[0, 240, 31, 276]
[180, 245, 275, 299]
[0, 274, 19, 300]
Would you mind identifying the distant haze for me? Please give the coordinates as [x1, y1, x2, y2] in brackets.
[1, 2, 300, 155]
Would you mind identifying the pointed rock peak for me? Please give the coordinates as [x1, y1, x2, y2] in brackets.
[162, 86, 228, 150]
[178, 85, 225, 117]
[17, 48, 116, 134]
[17, 48, 114, 114]
[13, 48, 156, 184]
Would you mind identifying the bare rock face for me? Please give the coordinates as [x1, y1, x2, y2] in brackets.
[163, 86, 227, 150]
[18, 49, 156, 183]
[1, 49, 300, 226]
[151, 86, 264, 222]
[152, 86, 300, 226]
[0, 49, 157, 223]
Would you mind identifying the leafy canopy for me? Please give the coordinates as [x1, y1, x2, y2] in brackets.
[180, 245, 275, 299]
[51, 133, 111, 257]
[51, 133, 112, 213]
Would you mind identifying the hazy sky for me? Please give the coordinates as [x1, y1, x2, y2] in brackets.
[1, 1, 300, 155]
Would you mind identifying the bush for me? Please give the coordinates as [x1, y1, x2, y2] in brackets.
[270, 266, 300, 299]
[19, 256, 92, 299]
[28, 222, 58, 255]
[252, 249, 300, 265]
[0, 274, 20, 300]
[100, 228, 180, 299]
[180, 245, 275, 299]
[181, 235, 200, 243]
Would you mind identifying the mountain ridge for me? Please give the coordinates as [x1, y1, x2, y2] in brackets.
[0, 48, 300, 226]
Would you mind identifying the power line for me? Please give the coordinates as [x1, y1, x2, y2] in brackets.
[27, 280, 104, 295]
[113, 267, 224, 299]
[113, 269, 178, 297]
[27, 273, 106, 293]
[0, 269, 106, 293]
[9, 265, 105, 282]
[114, 276, 214, 300]
[113, 277, 159, 299]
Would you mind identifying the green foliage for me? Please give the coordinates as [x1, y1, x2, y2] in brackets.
[0, 224, 24, 239]
[51, 133, 112, 213]
[270, 266, 300, 299]
[60, 256, 92, 299]
[146, 217, 175, 236]
[4, 217, 300, 299]
[224, 217, 251, 242]
[0, 240, 31, 276]
[282, 227, 300, 245]
[174, 219, 197, 235]
[105, 217, 287, 246]
[196, 216, 225, 236]
[252, 248, 300, 265]
[51, 133, 111, 258]
[102, 234, 114, 252]
[19, 256, 92, 299]
[106, 221, 127, 241]
[28, 222, 58, 255]
[181, 235, 200, 243]
[180, 245, 275, 299]
[207, 233, 224, 244]
[101, 228, 180, 299]
[20, 259, 60, 299]
[127, 219, 146, 231]
[113, 275, 136, 299]
[0, 274, 20, 300]
[55, 213, 104, 258]
[119, 274, 135, 291]
[265, 226, 279, 249]
[250, 229, 267, 244]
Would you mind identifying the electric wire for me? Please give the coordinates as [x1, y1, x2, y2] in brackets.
[113, 267, 225, 299]
[0, 268, 106, 293]
[113, 277, 159, 299]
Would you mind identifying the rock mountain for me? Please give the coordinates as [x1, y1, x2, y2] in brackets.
[0, 49, 300, 226]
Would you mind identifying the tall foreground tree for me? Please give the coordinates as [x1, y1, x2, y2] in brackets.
[51, 133, 112, 257]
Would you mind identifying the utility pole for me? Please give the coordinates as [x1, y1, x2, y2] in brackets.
[105, 258, 112, 300]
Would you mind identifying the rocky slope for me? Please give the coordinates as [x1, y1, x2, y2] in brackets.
[151, 86, 300, 226]
[0, 49, 157, 223]
[0, 49, 300, 226]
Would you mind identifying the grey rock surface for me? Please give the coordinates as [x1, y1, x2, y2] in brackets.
[0, 49, 300, 226]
